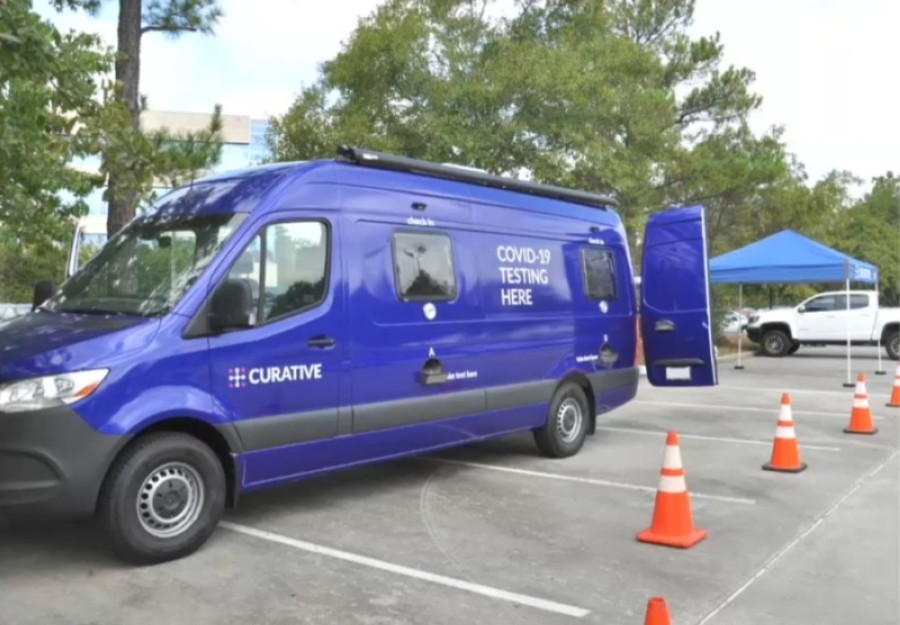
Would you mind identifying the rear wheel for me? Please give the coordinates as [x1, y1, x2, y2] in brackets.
[761, 329, 790, 357]
[886, 331, 900, 361]
[97, 432, 226, 565]
[534, 382, 589, 458]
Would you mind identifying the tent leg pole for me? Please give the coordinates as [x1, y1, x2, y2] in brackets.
[735, 284, 744, 370]
[876, 300, 886, 374]
[843, 277, 854, 388]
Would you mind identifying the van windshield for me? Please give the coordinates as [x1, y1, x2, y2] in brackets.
[46, 213, 247, 317]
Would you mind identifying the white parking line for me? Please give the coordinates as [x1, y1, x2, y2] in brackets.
[633, 399, 885, 420]
[220, 521, 591, 619]
[595, 426, 842, 451]
[425, 457, 756, 505]
[696, 449, 900, 625]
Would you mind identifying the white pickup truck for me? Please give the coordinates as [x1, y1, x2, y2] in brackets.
[745, 290, 900, 360]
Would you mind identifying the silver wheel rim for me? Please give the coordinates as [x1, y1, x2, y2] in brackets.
[556, 398, 583, 444]
[765, 334, 784, 354]
[891, 336, 899, 358]
[136, 462, 205, 539]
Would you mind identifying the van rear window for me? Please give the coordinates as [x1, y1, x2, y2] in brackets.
[582, 248, 617, 300]
[392, 232, 457, 301]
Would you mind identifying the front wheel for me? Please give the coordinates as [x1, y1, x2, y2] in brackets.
[886, 332, 900, 361]
[97, 432, 226, 565]
[761, 329, 790, 357]
[534, 382, 590, 458]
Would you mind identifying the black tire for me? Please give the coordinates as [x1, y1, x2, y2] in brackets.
[97, 432, 226, 565]
[760, 329, 790, 357]
[788, 342, 801, 355]
[886, 331, 900, 361]
[534, 382, 590, 458]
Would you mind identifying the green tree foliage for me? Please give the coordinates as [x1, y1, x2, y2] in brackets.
[269, 0, 781, 242]
[0, 0, 111, 300]
[0, 234, 67, 303]
[839, 173, 900, 305]
[52, 0, 224, 236]
[0, 0, 110, 244]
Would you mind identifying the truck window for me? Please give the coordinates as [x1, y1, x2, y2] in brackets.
[226, 220, 329, 324]
[392, 231, 457, 301]
[850, 294, 869, 309]
[804, 295, 840, 312]
[582, 248, 617, 300]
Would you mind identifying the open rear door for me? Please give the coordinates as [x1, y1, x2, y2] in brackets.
[641, 205, 718, 387]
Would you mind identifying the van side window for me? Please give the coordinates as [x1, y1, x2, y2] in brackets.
[582, 248, 617, 300]
[392, 231, 457, 301]
[225, 220, 329, 325]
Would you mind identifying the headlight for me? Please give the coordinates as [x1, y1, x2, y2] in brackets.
[748, 315, 759, 324]
[0, 369, 109, 414]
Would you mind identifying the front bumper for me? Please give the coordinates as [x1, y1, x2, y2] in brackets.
[0, 405, 125, 519]
[746, 327, 762, 343]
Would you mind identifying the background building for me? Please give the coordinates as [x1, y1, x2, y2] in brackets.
[72, 109, 274, 219]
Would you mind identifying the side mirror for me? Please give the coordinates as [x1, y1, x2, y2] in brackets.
[209, 279, 253, 332]
[797, 305, 806, 313]
[32, 280, 57, 312]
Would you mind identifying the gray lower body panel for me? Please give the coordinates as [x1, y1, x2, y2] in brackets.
[234, 367, 640, 449]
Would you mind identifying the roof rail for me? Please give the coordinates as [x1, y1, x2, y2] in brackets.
[336, 146, 617, 209]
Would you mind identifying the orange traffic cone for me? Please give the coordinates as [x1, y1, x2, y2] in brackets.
[762, 393, 807, 473]
[637, 431, 708, 549]
[887, 364, 900, 408]
[844, 373, 878, 435]
[643, 597, 672, 625]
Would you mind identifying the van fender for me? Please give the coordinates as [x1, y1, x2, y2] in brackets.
[91, 385, 243, 510]
[98, 384, 235, 443]
[545, 361, 602, 433]
[547, 363, 640, 434]
[554, 369, 597, 433]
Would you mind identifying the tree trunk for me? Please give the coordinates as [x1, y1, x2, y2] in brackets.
[107, 0, 142, 238]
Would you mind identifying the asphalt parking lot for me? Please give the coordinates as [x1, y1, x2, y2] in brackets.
[2, 346, 898, 625]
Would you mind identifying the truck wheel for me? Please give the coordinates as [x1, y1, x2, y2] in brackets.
[886, 332, 900, 361]
[97, 432, 226, 565]
[534, 382, 589, 458]
[788, 343, 801, 355]
[761, 329, 790, 357]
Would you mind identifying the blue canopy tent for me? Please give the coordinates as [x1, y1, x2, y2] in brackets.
[710, 230, 880, 382]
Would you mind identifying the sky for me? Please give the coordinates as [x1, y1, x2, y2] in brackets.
[37, 0, 900, 190]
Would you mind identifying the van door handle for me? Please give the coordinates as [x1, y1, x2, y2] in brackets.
[420, 358, 449, 385]
[655, 320, 675, 332]
[308, 336, 336, 348]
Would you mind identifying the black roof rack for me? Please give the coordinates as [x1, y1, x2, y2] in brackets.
[336, 146, 617, 209]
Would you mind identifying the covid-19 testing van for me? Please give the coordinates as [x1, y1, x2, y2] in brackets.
[0, 147, 717, 563]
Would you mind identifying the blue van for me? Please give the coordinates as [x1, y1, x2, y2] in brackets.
[0, 147, 717, 563]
